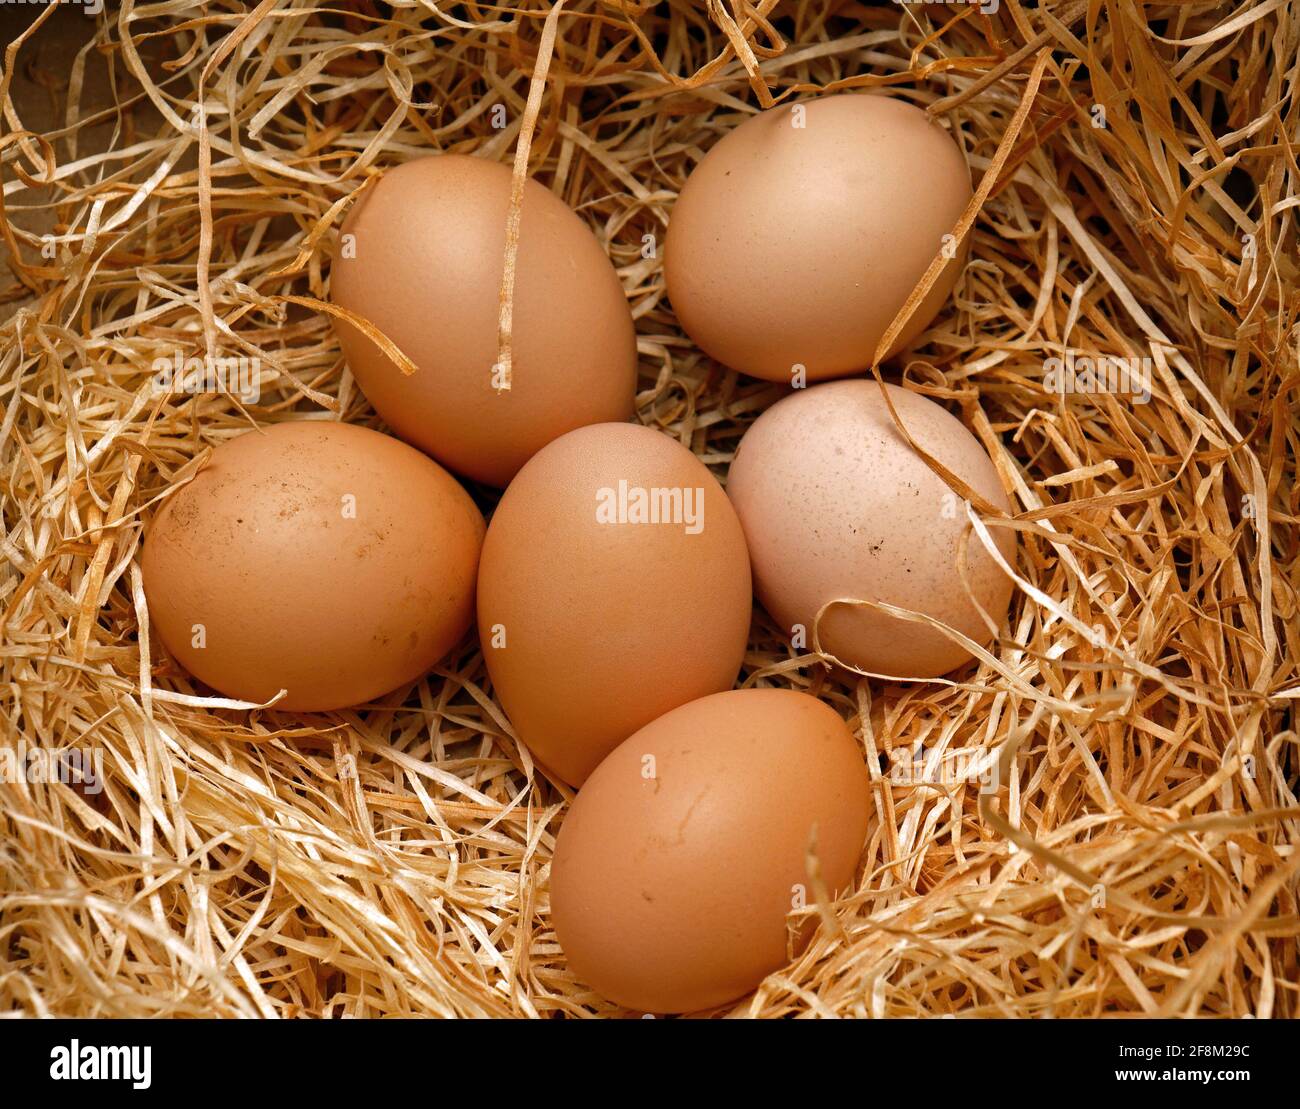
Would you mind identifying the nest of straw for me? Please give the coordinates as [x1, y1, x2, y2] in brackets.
[1, 0, 1297, 1018]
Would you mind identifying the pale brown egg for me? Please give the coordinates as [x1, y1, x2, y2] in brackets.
[141, 421, 484, 711]
[551, 688, 872, 1013]
[476, 422, 752, 786]
[664, 93, 971, 383]
[330, 155, 637, 487]
[727, 381, 1016, 677]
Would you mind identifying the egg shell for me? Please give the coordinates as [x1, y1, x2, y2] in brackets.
[550, 688, 872, 1013]
[476, 422, 752, 786]
[664, 93, 971, 382]
[330, 155, 637, 486]
[142, 421, 485, 711]
[728, 381, 1016, 677]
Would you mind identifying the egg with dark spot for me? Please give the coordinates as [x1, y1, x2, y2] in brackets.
[142, 422, 484, 711]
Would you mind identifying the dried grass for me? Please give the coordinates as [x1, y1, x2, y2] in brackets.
[1, 0, 1297, 1017]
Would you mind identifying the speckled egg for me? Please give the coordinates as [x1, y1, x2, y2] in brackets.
[727, 381, 1016, 677]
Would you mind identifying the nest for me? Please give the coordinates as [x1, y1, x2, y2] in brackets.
[1, 0, 1297, 1018]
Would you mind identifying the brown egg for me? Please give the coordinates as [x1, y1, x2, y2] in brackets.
[330, 155, 637, 487]
[142, 422, 484, 711]
[477, 422, 752, 786]
[664, 94, 971, 383]
[551, 688, 872, 1013]
[727, 381, 1016, 678]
